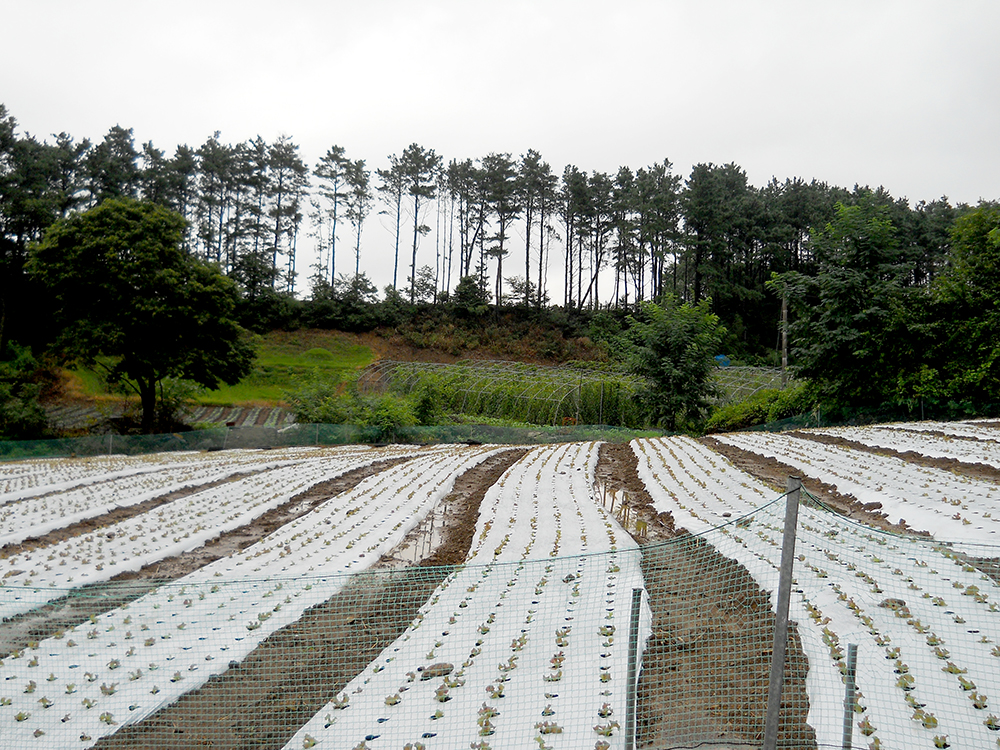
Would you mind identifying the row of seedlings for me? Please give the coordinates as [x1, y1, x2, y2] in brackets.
[0, 444, 500, 747]
[0, 447, 393, 620]
[634, 435, 1000, 748]
[286, 441, 650, 750]
[715, 432, 1000, 545]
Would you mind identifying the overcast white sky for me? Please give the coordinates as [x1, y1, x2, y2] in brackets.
[4, 0, 999, 294]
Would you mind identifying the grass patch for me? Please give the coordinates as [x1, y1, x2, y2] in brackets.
[62, 330, 373, 407]
[198, 331, 372, 405]
[64, 367, 110, 400]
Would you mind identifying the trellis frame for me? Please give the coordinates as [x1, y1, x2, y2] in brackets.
[359, 359, 644, 426]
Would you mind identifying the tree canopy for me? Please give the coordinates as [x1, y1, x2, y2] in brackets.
[624, 296, 725, 430]
[27, 198, 255, 431]
[780, 196, 908, 406]
[925, 203, 1000, 403]
[5, 100, 1000, 429]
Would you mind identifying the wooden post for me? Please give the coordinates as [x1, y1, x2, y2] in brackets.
[763, 477, 801, 750]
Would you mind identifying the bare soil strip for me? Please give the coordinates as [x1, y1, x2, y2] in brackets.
[598, 443, 816, 749]
[595, 442, 675, 540]
[0, 458, 410, 656]
[94, 448, 529, 750]
[637, 537, 815, 750]
[969, 421, 1000, 431]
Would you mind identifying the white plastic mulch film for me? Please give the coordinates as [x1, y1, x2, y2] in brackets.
[0, 433, 998, 750]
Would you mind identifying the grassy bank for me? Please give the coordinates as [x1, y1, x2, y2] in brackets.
[63, 330, 373, 406]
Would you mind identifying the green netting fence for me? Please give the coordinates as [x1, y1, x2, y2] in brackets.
[0, 423, 669, 462]
[750, 401, 1000, 433]
[2, 488, 997, 749]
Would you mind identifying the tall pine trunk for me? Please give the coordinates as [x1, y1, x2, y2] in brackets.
[139, 376, 157, 434]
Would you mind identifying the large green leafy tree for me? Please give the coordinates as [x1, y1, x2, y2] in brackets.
[625, 296, 725, 430]
[28, 198, 255, 431]
[780, 194, 912, 407]
[926, 203, 1000, 402]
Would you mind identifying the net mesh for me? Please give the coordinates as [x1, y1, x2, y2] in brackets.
[0, 436, 998, 750]
[0, 423, 668, 462]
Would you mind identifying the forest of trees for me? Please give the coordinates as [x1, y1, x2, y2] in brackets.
[4, 100, 1000, 430]
[2, 101, 979, 364]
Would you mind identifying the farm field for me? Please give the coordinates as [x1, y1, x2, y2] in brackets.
[0, 420, 998, 749]
[807, 424, 1000, 469]
[285, 441, 650, 750]
[637, 432, 1000, 749]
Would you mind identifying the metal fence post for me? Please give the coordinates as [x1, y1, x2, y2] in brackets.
[842, 643, 858, 749]
[763, 476, 801, 750]
[625, 586, 643, 750]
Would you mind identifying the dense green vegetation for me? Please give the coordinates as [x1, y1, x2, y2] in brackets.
[0, 343, 49, 439]
[286, 297, 728, 433]
[2, 99, 999, 438]
[65, 330, 372, 406]
[780, 199, 1000, 415]
[28, 198, 255, 431]
[194, 331, 371, 405]
[348, 362, 647, 428]
[704, 385, 812, 433]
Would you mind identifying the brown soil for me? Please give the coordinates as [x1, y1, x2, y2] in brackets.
[0, 458, 410, 657]
[93, 447, 529, 750]
[595, 443, 815, 749]
[637, 536, 815, 750]
[596, 442, 675, 539]
[344, 324, 606, 367]
[340, 330, 465, 364]
[970, 421, 1000, 431]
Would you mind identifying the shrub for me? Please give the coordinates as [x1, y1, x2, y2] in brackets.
[0, 343, 49, 439]
[705, 384, 811, 433]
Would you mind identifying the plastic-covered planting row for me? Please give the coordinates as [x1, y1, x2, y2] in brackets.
[881, 420, 1000, 441]
[0, 448, 395, 621]
[812, 424, 1000, 469]
[0, 445, 502, 748]
[635, 435, 1000, 750]
[286, 441, 650, 750]
[716, 432, 1000, 546]
[0, 446, 364, 546]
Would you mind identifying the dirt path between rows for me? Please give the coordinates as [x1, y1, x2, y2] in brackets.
[94, 447, 529, 750]
[0, 457, 411, 656]
[597, 443, 816, 750]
